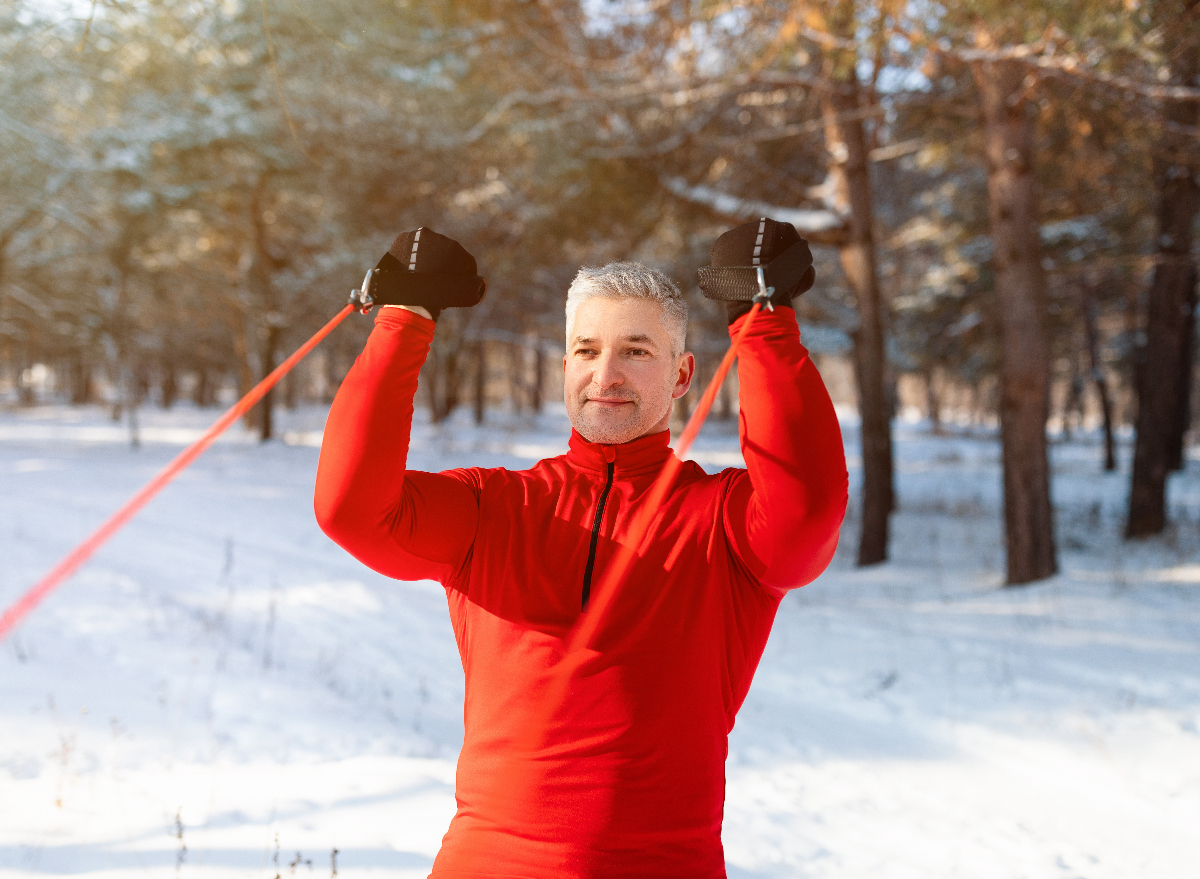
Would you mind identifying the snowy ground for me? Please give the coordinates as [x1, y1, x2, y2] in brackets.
[1, 401, 1198, 879]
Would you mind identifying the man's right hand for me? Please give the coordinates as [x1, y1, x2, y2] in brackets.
[354, 227, 487, 321]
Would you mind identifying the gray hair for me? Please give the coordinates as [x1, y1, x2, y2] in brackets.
[565, 262, 688, 356]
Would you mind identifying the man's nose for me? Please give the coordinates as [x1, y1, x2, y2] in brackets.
[593, 351, 625, 389]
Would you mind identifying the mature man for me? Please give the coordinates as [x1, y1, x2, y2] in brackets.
[314, 219, 848, 878]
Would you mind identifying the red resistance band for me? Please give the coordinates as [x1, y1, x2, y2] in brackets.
[0, 304, 355, 641]
[2, 299, 758, 659]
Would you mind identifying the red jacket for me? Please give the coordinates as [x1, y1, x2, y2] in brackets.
[315, 306, 847, 878]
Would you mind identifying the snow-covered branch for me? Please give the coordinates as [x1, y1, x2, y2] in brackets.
[660, 176, 849, 244]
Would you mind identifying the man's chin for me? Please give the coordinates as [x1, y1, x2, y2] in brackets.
[571, 411, 644, 445]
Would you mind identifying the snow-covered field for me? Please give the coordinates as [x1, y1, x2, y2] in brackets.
[2, 401, 1198, 878]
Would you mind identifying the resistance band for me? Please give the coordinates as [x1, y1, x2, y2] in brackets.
[4, 296, 761, 657]
[0, 304, 355, 642]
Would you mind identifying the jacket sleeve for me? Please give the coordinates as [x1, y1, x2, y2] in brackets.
[722, 307, 849, 593]
[314, 307, 478, 585]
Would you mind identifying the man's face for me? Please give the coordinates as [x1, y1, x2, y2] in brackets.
[564, 297, 694, 445]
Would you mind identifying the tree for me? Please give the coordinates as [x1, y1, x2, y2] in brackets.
[1127, 0, 1200, 537]
[816, 0, 896, 565]
[968, 36, 1058, 584]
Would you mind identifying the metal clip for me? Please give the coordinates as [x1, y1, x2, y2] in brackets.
[753, 266, 775, 312]
[348, 267, 377, 314]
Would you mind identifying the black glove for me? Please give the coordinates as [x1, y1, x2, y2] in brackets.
[350, 227, 487, 321]
[696, 218, 815, 324]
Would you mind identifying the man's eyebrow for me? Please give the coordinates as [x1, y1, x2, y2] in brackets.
[569, 333, 661, 347]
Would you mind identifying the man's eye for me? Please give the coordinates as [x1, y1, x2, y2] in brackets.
[628, 348, 649, 356]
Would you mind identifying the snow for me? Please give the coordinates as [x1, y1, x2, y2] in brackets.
[2, 401, 1198, 878]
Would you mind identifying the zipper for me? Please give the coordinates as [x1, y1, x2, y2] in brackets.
[581, 460, 615, 611]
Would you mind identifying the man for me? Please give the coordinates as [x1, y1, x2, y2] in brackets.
[314, 219, 848, 878]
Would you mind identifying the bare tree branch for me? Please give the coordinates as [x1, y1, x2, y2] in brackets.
[449, 71, 840, 146]
[951, 42, 1200, 102]
[714, 105, 883, 146]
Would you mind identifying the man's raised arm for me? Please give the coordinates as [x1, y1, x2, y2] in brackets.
[314, 228, 488, 585]
[699, 218, 849, 593]
[723, 308, 848, 593]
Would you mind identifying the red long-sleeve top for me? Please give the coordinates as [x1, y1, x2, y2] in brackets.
[314, 306, 847, 878]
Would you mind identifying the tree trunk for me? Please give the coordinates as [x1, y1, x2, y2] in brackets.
[235, 313, 256, 425]
[1081, 283, 1116, 472]
[925, 368, 942, 434]
[443, 344, 461, 417]
[823, 78, 893, 566]
[193, 368, 213, 407]
[283, 366, 298, 410]
[258, 323, 280, 441]
[245, 173, 290, 440]
[531, 346, 544, 414]
[424, 340, 462, 424]
[323, 348, 341, 404]
[1129, 258, 1198, 534]
[70, 351, 94, 405]
[473, 341, 486, 425]
[1062, 363, 1083, 441]
[508, 344, 524, 415]
[1126, 24, 1200, 536]
[1167, 266, 1197, 472]
[18, 356, 35, 406]
[157, 323, 176, 409]
[160, 359, 177, 410]
[717, 362, 733, 420]
[426, 346, 444, 423]
[972, 54, 1057, 585]
[126, 368, 141, 449]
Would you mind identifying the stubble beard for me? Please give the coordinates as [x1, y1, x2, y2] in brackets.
[569, 374, 676, 445]
[572, 392, 641, 445]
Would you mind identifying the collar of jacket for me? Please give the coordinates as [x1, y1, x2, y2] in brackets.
[566, 428, 673, 477]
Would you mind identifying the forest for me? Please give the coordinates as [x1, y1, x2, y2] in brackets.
[1, 0, 1198, 585]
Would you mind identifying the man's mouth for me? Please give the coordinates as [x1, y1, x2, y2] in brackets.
[585, 397, 634, 408]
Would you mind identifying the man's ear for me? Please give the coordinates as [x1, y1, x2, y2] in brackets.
[672, 352, 696, 400]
